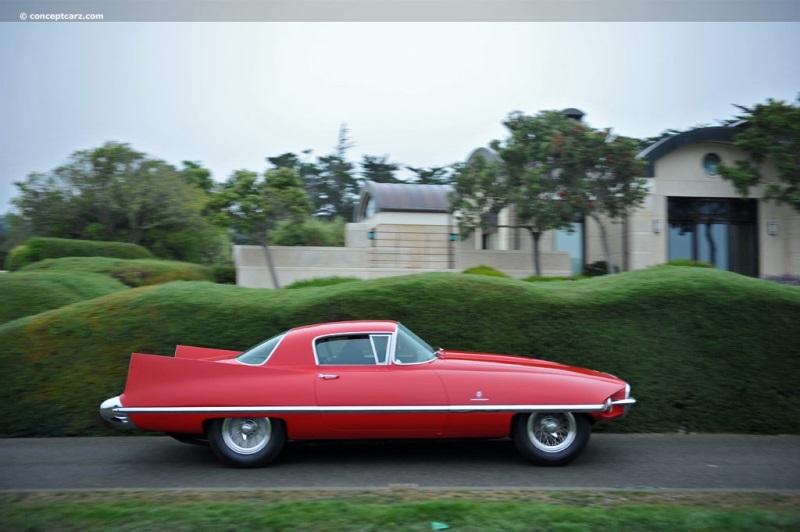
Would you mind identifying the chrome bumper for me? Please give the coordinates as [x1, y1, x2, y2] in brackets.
[100, 395, 137, 429]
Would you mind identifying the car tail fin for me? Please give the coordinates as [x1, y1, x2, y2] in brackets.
[174, 345, 242, 360]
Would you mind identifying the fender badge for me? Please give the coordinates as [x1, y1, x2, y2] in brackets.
[470, 390, 489, 402]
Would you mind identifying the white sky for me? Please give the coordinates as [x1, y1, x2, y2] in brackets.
[1, 21, 799, 213]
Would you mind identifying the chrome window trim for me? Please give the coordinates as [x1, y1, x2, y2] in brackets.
[391, 323, 437, 366]
[313, 331, 396, 366]
[235, 332, 287, 366]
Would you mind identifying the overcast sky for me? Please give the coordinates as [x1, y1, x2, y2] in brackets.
[2, 19, 799, 213]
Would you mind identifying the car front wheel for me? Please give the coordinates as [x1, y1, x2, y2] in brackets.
[208, 417, 286, 468]
[512, 412, 591, 466]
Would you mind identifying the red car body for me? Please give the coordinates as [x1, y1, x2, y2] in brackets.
[101, 321, 635, 467]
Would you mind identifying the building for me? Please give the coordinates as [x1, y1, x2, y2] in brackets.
[454, 119, 799, 278]
[234, 116, 799, 288]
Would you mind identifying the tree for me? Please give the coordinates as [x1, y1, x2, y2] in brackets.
[451, 110, 647, 275]
[406, 165, 452, 185]
[312, 124, 359, 220]
[360, 155, 401, 184]
[11, 142, 220, 260]
[492, 111, 584, 275]
[450, 112, 580, 276]
[450, 154, 508, 242]
[540, 115, 648, 273]
[210, 167, 312, 289]
[718, 97, 800, 213]
[179, 161, 214, 193]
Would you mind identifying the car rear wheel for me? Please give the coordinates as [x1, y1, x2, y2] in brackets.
[512, 412, 591, 466]
[208, 417, 286, 468]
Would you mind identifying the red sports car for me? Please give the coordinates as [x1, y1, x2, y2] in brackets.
[101, 320, 635, 467]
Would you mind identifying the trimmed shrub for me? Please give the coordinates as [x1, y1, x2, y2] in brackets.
[21, 257, 212, 287]
[463, 265, 510, 278]
[5, 237, 153, 270]
[0, 271, 127, 325]
[211, 265, 237, 284]
[664, 259, 715, 268]
[522, 275, 584, 282]
[4, 245, 34, 271]
[583, 260, 618, 276]
[284, 277, 362, 289]
[0, 267, 798, 436]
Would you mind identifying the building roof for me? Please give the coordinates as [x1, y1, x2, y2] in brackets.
[638, 124, 746, 177]
[356, 181, 453, 221]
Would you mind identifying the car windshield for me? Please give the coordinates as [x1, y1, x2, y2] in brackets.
[394, 324, 437, 364]
[236, 332, 285, 365]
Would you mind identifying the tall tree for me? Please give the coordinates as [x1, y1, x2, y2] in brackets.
[491, 111, 583, 275]
[450, 154, 508, 242]
[360, 155, 401, 184]
[451, 110, 647, 275]
[210, 167, 311, 289]
[179, 161, 214, 192]
[11, 142, 216, 258]
[718, 97, 800, 213]
[541, 115, 648, 272]
[313, 124, 359, 220]
[406, 165, 452, 185]
[266, 151, 323, 215]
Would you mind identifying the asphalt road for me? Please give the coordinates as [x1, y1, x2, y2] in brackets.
[1, 434, 798, 492]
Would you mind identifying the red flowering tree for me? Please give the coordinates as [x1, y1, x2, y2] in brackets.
[541, 117, 648, 273]
[452, 110, 647, 276]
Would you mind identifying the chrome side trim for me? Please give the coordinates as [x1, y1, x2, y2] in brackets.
[116, 401, 635, 416]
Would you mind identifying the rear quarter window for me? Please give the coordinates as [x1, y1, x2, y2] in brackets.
[236, 333, 285, 365]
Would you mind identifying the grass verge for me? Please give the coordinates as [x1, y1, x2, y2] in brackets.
[1, 490, 797, 531]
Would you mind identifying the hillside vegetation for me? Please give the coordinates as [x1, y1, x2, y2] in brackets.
[0, 267, 798, 437]
[5, 237, 153, 270]
[0, 271, 127, 325]
[21, 257, 212, 286]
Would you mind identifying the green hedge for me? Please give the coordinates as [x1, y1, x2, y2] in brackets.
[21, 257, 212, 287]
[0, 271, 127, 325]
[0, 267, 798, 436]
[5, 237, 154, 271]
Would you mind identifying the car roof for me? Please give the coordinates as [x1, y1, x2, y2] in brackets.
[289, 320, 399, 336]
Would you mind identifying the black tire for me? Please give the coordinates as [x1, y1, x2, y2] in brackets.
[207, 417, 286, 468]
[512, 412, 591, 466]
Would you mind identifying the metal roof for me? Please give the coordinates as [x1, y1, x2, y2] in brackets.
[357, 181, 453, 220]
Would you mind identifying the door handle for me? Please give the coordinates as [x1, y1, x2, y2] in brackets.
[318, 374, 340, 380]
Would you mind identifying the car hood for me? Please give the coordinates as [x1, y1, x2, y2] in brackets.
[439, 350, 622, 382]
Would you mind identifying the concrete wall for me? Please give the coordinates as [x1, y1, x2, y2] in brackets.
[235, 220, 572, 289]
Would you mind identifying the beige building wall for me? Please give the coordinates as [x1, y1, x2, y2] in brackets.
[622, 141, 798, 276]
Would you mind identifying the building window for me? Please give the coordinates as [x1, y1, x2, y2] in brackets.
[554, 219, 584, 275]
[667, 197, 757, 276]
[703, 153, 721, 176]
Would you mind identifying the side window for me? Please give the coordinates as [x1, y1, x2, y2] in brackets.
[236, 333, 285, 365]
[394, 324, 435, 364]
[316, 335, 376, 365]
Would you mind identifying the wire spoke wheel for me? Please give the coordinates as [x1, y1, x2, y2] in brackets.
[528, 413, 577, 453]
[513, 411, 590, 466]
[209, 417, 286, 467]
[221, 417, 272, 455]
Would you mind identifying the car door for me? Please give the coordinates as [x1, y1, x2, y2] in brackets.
[314, 333, 448, 437]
